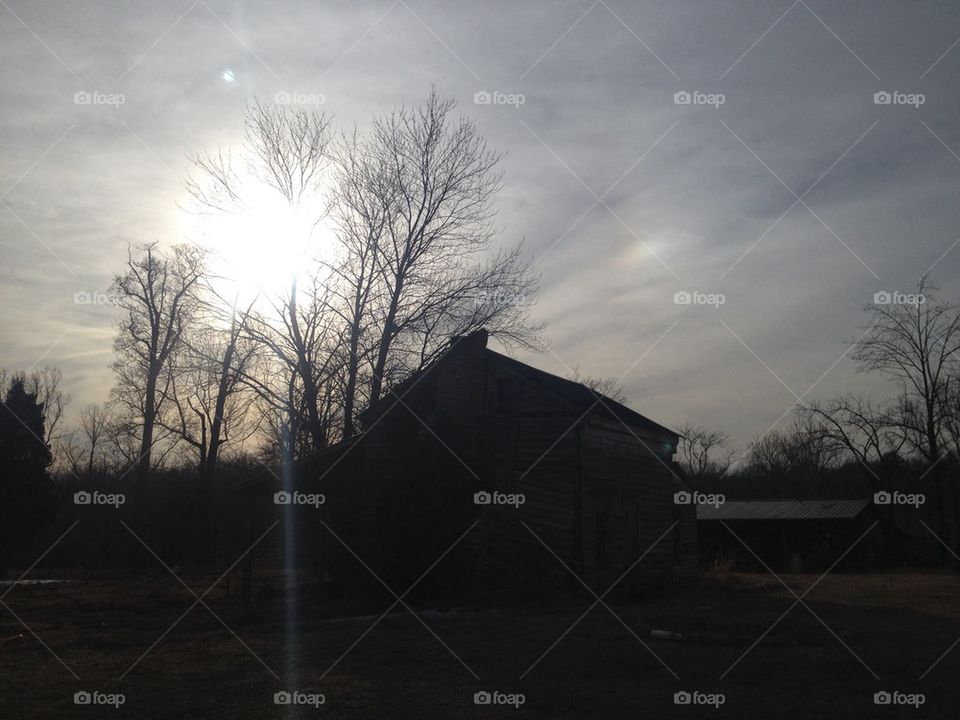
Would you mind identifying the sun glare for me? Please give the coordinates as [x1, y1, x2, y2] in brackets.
[184, 184, 335, 306]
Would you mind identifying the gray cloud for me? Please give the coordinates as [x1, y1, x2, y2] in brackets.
[1, 0, 958, 450]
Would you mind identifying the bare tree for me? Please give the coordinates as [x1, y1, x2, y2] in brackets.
[56, 432, 84, 477]
[244, 100, 331, 204]
[56, 403, 111, 477]
[567, 366, 629, 405]
[359, 89, 540, 406]
[239, 277, 342, 455]
[186, 100, 335, 457]
[852, 275, 960, 545]
[803, 395, 905, 485]
[111, 242, 206, 484]
[946, 377, 960, 462]
[185, 99, 333, 209]
[162, 318, 259, 474]
[202, 300, 260, 478]
[678, 423, 734, 480]
[184, 92, 539, 456]
[745, 415, 837, 496]
[22, 367, 69, 446]
[78, 403, 110, 476]
[328, 129, 399, 437]
[854, 277, 960, 463]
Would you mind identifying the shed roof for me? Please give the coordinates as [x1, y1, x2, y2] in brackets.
[697, 499, 871, 521]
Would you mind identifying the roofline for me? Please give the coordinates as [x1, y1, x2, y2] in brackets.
[486, 348, 679, 438]
[358, 334, 680, 439]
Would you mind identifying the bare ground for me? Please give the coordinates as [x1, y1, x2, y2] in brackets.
[1, 570, 959, 719]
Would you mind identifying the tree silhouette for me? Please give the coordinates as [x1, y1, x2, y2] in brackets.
[0, 377, 56, 571]
[111, 242, 205, 486]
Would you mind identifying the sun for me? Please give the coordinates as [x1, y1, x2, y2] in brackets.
[184, 183, 335, 305]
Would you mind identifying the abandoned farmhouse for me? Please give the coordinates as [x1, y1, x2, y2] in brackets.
[241, 329, 698, 596]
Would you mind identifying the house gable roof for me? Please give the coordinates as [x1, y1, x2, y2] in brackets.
[361, 330, 678, 439]
[487, 350, 677, 437]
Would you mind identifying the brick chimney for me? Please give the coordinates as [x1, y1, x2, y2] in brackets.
[432, 329, 488, 457]
[449, 328, 489, 355]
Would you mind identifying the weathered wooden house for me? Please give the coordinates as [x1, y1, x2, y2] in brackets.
[284, 329, 697, 595]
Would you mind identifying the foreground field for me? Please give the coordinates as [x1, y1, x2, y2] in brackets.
[1, 570, 959, 718]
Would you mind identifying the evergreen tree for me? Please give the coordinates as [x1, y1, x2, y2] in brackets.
[0, 377, 57, 571]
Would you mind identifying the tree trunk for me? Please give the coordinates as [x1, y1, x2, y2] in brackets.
[369, 280, 403, 406]
[204, 332, 236, 479]
[137, 368, 158, 486]
[342, 320, 360, 437]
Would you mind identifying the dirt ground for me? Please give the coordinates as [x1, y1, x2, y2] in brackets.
[1, 569, 959, 719]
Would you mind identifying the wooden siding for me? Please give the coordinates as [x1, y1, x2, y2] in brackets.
[292, 332, 697, 592]
[579, 417, 682, 590]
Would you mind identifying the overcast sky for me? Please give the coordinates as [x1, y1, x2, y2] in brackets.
[2, 0, 959, 454]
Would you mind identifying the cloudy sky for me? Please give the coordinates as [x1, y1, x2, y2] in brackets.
[1, 0, 959, 453]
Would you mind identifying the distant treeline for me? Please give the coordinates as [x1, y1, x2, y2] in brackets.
[678, 276, 960, 563]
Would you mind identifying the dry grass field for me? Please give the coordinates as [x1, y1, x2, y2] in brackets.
[2, 570, 959, 718]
